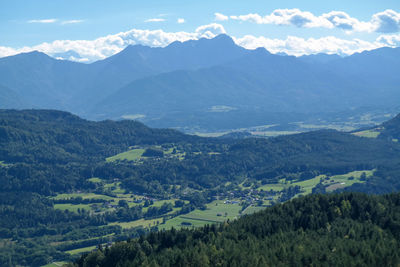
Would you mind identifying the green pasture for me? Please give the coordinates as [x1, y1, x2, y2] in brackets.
[324, 170, 373, 192]
[180, 200, 241, 223]
[65, 245, 98, 255]
[352, 129, 381, 138]
[109, 218, 162, 229]
[106, 148, 145, 162]
[52, 193, 114, 201]
[53, 203, 92, 213]
[292, 175, 325, 194]
[159, 216, 209, 230]
[87, 177, 102, 183]
[258, 183, 286, 192]
[41, 261, 68, 267]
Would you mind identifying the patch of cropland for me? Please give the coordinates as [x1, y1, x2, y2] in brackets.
[1, 109, 400, 266]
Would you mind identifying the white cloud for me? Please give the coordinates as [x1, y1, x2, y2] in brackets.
[371, 9, 400, 33]
[195, 23, 226, 38]
[0, 24, 226, 62]
[28, 19, 57, 24]
[1, 23, 399, 62]
[145, 18, 165, 23]
[233, 34, 390, 56]
[177, 18, 185, 24]
[61, 20, 84, 25]
[215, 12, 229, 21]
[230, 9, 331, 28]
[227, 9, 400, 33]
[377, 34, 400, 46]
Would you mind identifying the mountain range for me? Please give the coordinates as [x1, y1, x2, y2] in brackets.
[0, 34, 399, 131]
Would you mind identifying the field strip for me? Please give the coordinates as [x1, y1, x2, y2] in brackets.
[180, 216, 222, 223]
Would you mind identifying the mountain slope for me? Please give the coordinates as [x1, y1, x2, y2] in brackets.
[0, 51, 91, 109]
[379, 113, 400, 141]
[0, 36, 399, 131]
[0, 84, 30, 108]
[92, 47, 399, 129]
[70, 34, 249, 109]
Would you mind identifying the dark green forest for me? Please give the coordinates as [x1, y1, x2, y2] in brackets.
[1, 109, 400, 266]
[72, 192, 400, 267]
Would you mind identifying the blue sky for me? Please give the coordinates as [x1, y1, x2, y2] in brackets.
[1, 0, 399, 61]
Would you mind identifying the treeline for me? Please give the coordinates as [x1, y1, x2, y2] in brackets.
[1, 110, 400, 197]
[72, 192, 400, 267]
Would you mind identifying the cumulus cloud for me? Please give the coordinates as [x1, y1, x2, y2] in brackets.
[322, 11, 358, 30]
[377, 34, 400, 46]
[195, 23, 226, 38]
[145, 18, 165, 23]
[371, 9, 400, 33]
[177, 18, 185, 24]
[28, 19, 57, 24]
[233, 34, 391, 56]
[227, 9, 400, 33]
[0, 23, 227, 62]
[230, 9, 331, 28]
[215, 12, 229, 21]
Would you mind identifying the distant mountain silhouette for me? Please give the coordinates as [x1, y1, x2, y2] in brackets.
[0, 35, 399, 131]
[298, 53, 342, 64]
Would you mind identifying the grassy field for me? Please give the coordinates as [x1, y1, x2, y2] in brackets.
[87, 177, 102, 183]
[52, 193, 114, 200]
[293, 175, 326, 194]
[41, 261, 68, 267]
[158, 200, 242, 230]
[0, 161, 11, 167]
[251, 131, 301, 137]
[53, 203, 92, 213]
[296, 123, 356, 132]
[151, 199, 177, 207]
[108, 199, 241, 231]
[324, 170, 373, 192]
[258, 183, 286, 192]
[159, 216, 210, 230]
[180, 200, 241, 223]
[352, 129, 381, 138]
[52, 191, 181, 216]
[104, 182, 126, 194]
[65, 245, 98, 255]
[106, 148, 145, 162]
[257, 170, 373, 197]
[109, 218, 163, 229]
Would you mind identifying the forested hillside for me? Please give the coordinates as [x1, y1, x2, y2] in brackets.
[1, 109, 400, 266]
[72, 192, 400, 266]
[380, 113, 400, 141]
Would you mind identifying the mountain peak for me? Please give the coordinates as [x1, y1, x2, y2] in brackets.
[0, 50, 54, 64]
[196, 34, 236, 47]
[1, 50, 49, 60]
[210, 34, 234, 43]
[166, 34, 236, 50]
[20, 50, 50, 58]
